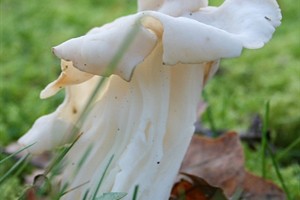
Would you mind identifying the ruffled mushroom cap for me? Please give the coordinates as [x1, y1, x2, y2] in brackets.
[52, 0, 281, 82]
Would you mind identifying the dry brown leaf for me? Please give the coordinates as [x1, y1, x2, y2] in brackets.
[170, 173, 227, 200]
[171, 178, 208, 200]
[242, 172, 286, 200]
[179, 132, 286, 199]
[180, 132, 244, 197]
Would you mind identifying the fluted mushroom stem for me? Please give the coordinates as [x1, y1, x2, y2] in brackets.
[61, 44, 210, 199]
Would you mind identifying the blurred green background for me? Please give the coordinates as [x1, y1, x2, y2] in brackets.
[0, 0, 299, 198]
[0, 0, 137, 145]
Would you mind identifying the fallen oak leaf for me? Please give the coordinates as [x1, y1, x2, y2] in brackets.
[180, 132, 286, 199]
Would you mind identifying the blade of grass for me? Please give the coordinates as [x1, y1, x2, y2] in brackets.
[82, 189, 90, 200]
[91, 154, 114, 200]
[202, 91, 218, 137]
[267, 145, 292, 200]
[0, 142, 35, 165]
[44, 132, 83, 175]
[260, 101, 292, 199]
[220, 93, 229, 126]
[132, 185, 139, 200]
[261, 100, 270, 178]
[0, 154, 30, 185]
[96, 192, 127, 200]
[231, 187, 243, 200]
[276, 136, 300, 161]
[60, 180, 90, 197]
[74, 144, 93, 176]
[53, 182, 69, 200]
[14, 153, 31, 178]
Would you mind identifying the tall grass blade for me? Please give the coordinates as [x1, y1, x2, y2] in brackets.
[0, 142, 35, 165]
[44, 132, 83, 175]
[74, 144, 93, 176]
[14, 154, 30, 178]
[51, 182, 69, 200]
[267, 145, 292, 200]
[231, 187, 243, 200]
[132, 185, 139, 200]
[276, 136, 300, 161]
[261, 100, 270, 178]
[202, 91, 218, 137]
[91, 155, 114, 200]
[60, 180, 90, 197]
[0, 154, 30, 185]
[82, 189, 90, 200]
[96, 192, 127, 200]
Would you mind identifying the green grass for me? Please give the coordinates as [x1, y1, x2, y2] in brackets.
[0, 0, 299, 199]
[244, 145, 300, 199]
[0, 153, 30, 199]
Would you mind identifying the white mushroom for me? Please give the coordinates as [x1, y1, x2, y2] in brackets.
[19, 0, 281, 199]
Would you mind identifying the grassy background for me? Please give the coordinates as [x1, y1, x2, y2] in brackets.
[0, 0, 299, 199]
